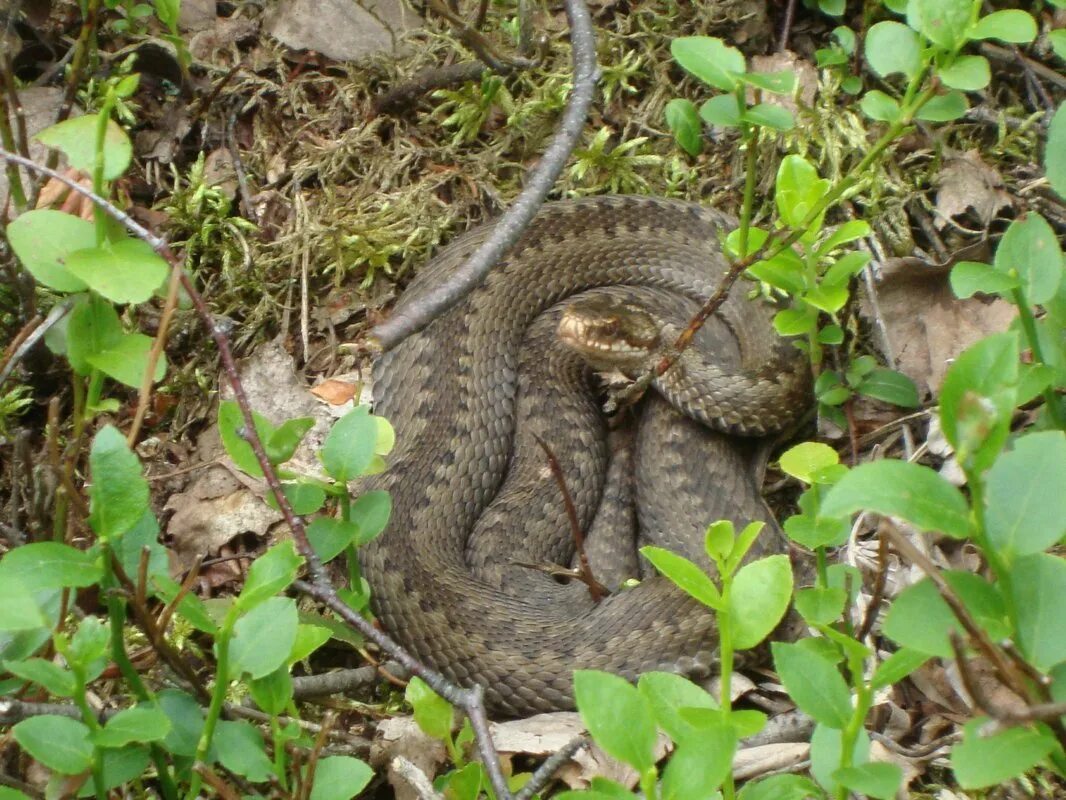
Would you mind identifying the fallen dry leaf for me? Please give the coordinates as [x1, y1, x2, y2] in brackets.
[934, 149, 1013, 231]
[264, 0, 420, 62]
[311, 378, 359, 406]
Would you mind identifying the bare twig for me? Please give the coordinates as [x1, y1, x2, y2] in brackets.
[513, 735, 587, 800]
[533, 434, 606, 601]
[0, 301, 74, 389]
[292, 663, 408, 698]
[855, 532, 889, 643]
[392, 756, 445, 800]
[369, 0, 600, 350]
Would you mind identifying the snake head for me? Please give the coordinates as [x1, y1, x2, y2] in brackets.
[557, 294, 662, 374]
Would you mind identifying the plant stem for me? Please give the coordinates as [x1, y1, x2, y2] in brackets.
[1011, 286, 1066, 430]
[718, 574, 736, 800]
[836, 650, 873, 800]
[186, 608, 237, 800]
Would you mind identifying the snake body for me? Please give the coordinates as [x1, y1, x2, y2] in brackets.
[362, 196, 810, 715]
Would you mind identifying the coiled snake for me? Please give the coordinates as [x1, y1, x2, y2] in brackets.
[362, 196, 810, 715]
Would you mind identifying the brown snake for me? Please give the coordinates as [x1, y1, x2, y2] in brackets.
[362, 196, 811, 715]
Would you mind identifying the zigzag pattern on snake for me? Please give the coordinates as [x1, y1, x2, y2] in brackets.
[362, 196, 811, 715]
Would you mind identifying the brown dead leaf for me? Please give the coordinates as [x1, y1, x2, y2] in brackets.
[264, 0, 420, 62]
[311, 378, 359, 405]
[371, 716, 448, 800]
[934, 149, 1013, 231]
[750, 52, 818, 113]
[862, 261, 1016, 397]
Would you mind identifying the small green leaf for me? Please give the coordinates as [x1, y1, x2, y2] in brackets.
[248, 667, 294, 716]
[309, 756, 374, 800]
[699, 95, 742, 128]
[35, 115, 132, 180]
[736, 774, 823, 800]
[2, 657, 76, 696]
[638, 671, 718, 744]
[662, 731, 733, 799]
[5, 209, 95, 292]
[950, 261, 1020, 298]
[864, 22, 921, 79]
[730, 555, 793, 649]
[704, 520, 735, 564]
[1011, 553, 1066, 671]
[780, 443, 840, 484]
[65, 293, 120, 375]
[745, 103, 794, 131]
[985, 432, 1066, 558]
[994, 213, 1063, 305]
[671, 36, 745, 91]
[214, 720, 273, 782]
[970, 10, 1037, 44]
[665, 98, 703, 156]
[784, 513, 850, 549]
[0, 577, 52, 631]
[741, 70, 796, 94]
[12, 716, 93, 774]
[1045, 103, 1066, 200]
[265, 481, 325, 515]
[951, 720, 1057, 788]
[0, 542, 101, 589]
[89, 425, 149, 539]
[231, 596, 299, 679]
[915, 91, 968, 122]
[307, 517, 361, 562]
[820, 460, 972, 538]
[833, 762, 902, 799]
[237, 540, 303, 610]
[289, 623, 331, 664]
[772, 641, 853, 728]
[87, 331, 167, 389]
[94, 706, 171, 748]
[574, 670, 657, 773]
[267, 417, 315, 465]
[937, 55, 991, 91]
[1050, 29, 1066, 61]
[641, 546, 721, 609]
[870, 648, 930, 690]
[406, 676, 454, 741]
[351, 490, 392, 545]
[774, 306, 819, 336]
[158, 689, 204, 757]
[907, 0, 971, 49]
[218, 400, 276, 478]
[860, 91, 900, 123]
[320, 406, 378, 481]
[819, 221, 871, 255]
[66, 238, 168, 305]
[854, 368, 920, 407]
[794, 587, 846, 626]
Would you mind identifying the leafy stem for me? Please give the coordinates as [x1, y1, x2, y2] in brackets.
[1010, 285, 1066, 429]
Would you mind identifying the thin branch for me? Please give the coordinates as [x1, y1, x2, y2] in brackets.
[513, 735, 587, 800]
[369, 0, 600, 351]
[0, 300, 74, 388]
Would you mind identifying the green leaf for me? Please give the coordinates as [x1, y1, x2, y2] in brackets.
[772, 641, 852, 728]
[907, 0, 972, 50]
[985, 432, 1066, 558]
[704, 520, 735, 564]
[937, 55, 990, 91]
[737, 774, 823, 800]
[0, 542, 101, 589]
[820, 460, 972, 538]
[994, 213, 1063, 305]
[662, 731, 733, 799]
[0, 789, 33, 800]
[641, 546, 721, 609]
[741, 70, 796, 94]
[775, 155, 828, 230]
[832, 762, 902, 799]
[860, 91, 901, 123]
[248, 667, 294, 716]
[65, 293, 120, 375]
[1011, 553, 1066, 672]
[0, 577, 51, 631]
[1051, 29, 1066, 61]
[970, 10, 1037, 44]
[819, 221, 871, 256]
[699, 95, 742, 128]
[864, 22, 921, 79]
[810, 724, 869, 794]
[89, 425, 149, 539]
[65, 238, 168, 305]
[574, 670, 657, 773]
[158, 689, 204, 757]
[951, 720, 1057, 788]
[556, 779, 633, 800]
[939, 331, 1019, 472]
[665, 98, 703, 156]
[35, 115, 132, 180]
[265, 481, 325, 515]
[794, 586, 846, 626]
[289, 623, 332, 664]
[87, 746, 151, 796]
[855, 368, 920, 407]
[774, 306, 819, 336]
[307, 517, 361, 562]
[406, 676, 454, 741]
[87, 331, 167, 389]
[671, 36, 745, 91]
[12, 716, 93, 774]
[231, 596, 298, 679]
[309, 756, 374, 800]
[915, 91, 968, 122]
[784, 513, 850, 549]
[950, 261, 1020, 298]
[779, 443, 839, 484]
[351, 490, 392, 545]
[94, 706, 171, 748]
[637, 671, 718, 744]
[870, 648, 931, 690]
[154, 0, 180, 29]
[2, 657, 75, 696]
[320, 406, 378, 481]
[67, 616, 109, 678]
[5, 209, 95, 292]
[731, 555, 793, 649]
[266, 417, 315, 465]
[214, 719, 273, 782]
[237, 540, 303, 610]
[218, 400, 275, 478]
[745, 103, 794, 131]
[1046, 103, 1066, 200]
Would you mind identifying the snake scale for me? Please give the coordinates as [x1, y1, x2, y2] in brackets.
[362, 196, 811, 715]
